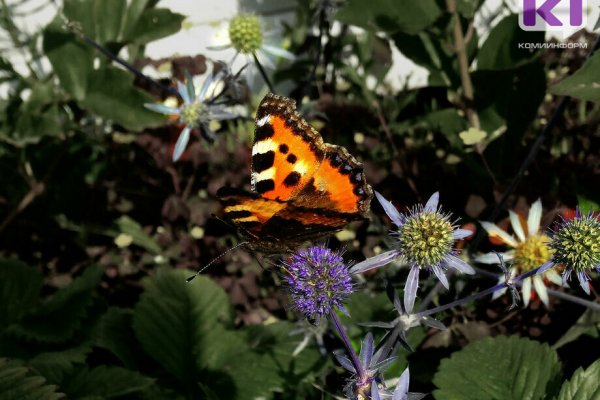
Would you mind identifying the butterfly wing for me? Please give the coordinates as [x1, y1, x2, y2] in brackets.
[251, 94, 325, 201]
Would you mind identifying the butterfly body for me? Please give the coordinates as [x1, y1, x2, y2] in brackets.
[218, 93, 372, 253]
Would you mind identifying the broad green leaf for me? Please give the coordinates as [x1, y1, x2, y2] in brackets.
[14, 82, 63, 140]
[0, 259, 42, 328]
[92, 308, 139, 369]
[553, 309, 600, 350]
[7, 266, 103, 343]
[62, 366, 154, 399]
[477, 15, 544, 71]
[204, 322, 326, 400]
[556, 358, 600, 400]
[126, 8, 185, 44]
[424, 109, 468, 148]
[0, 358, 65, 400]
[43, 25, 94, 101]
[336, 0, 441, 34]
[90, 0, 128, 43]
[433, 336, 560, 400]
[81, 67, 164, 130]
[132, 270, 232, 391]
[28, 344, 91, 384]
[115, 216, 162, 255]
[550, 51, 600, 102]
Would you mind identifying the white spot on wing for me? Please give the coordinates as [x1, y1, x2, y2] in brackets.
[293, 161, 309, 175]
[256, 167, 276, 181]
[252, 138, 278, 155]
[256, 115, 271, 127]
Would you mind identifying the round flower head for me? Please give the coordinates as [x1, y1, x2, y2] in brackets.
[475, 199, 562, 307]
[351, 192, 475, 313]
[144, 70, 237, 161]
[228, 15, 263, 55]
[282, 246, 353, 321]
[539, 210, 600, 294]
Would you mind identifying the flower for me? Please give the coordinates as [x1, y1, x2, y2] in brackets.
[335, 333, 398, 399]
[208, 14, 295, 86]
[282, 246, 353, 321]
[475, 199, 562, 306]
[539, 209, 600, 294]
[144, 70, 237, 162]
[351, 192, 474, 313]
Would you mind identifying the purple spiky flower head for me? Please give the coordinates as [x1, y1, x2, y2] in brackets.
[282, 246, 353, 321]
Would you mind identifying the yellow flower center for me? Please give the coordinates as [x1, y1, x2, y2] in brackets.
[397, 211, 454, 268]
[513, 234, 553, 272]
[228, 15, 263, 54]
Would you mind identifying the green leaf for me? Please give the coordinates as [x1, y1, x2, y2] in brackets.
[62, 366, 154, 399]
[28, 344, 92, 384]
[556, 358, 600, 400]
[477, 15, 544, 71]
[550, 52, 600, 102]
[92, 308, 139, 369]
[433, 336, 560, 400]
[0, 259, 42, 328]
[125, 8, 185, 44]
[553, 309, 600, 350]
[0, 358, 65, 400]
[81, 67, 164, 130]
[336, 0, 441, 34]
[43, 23, 94, 101]
[132, 270, 232, 390]
[424, 109, 468, 148]
[7, 266, 103, 343]
[115, 216, 162, 255]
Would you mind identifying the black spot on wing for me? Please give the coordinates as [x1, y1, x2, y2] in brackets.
[226, 210, 252, 219]
[278, 144, 289, 154]
[255, 123, 274, 141]
[255, 179, 275, 194]
[286, 154, 297, 164]
[283, 172, 302, 187]
[253, 151, 275, 173]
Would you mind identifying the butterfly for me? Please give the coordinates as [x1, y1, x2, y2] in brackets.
[217, 93, 373, 253]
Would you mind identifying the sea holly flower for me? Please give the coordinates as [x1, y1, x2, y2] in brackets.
[539, 209, 600, 294]
[475, 199, 562, 307]
[208, 14, 294, 86]
[351, 192, 475, 313]
[281, 245, 353, 321]
[144, 71, 237, 162]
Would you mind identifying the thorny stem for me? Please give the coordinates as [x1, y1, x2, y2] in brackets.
[471, 35, 600, 252]
[415, 264, 550, 319]
[63, 18, 179, 98]
[329, 311, 367, 384]
[474, 266, 600, 312]
[252, 52, 275, 92]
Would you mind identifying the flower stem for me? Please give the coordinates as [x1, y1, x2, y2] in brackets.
[329, 310, 367, 383]
[252, 52, 275, 92]
[414, 264, 549, 319]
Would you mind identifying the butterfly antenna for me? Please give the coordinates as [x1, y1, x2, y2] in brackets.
[186, 241, 249, 282]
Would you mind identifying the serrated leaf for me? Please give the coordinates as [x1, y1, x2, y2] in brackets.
[62, 365, 154, 399]
[28, 344, 92, 384]
[433, 336, 560, 400]
[336, 0, 441, 34]
[125, 8, 185, 44]
[92, 308, 139, 368]
[0, 259, 42, 328]
[7, 266, 103, 343]
[132, 270, 232, 390]
[81, 67, 164, 130]
[553, 309, 600, 350]
[550, 51, 600, 102]
[0, 358, 65, 400]
[477, 15, 544, 71]
[43, 23, 94, 101]
[556, 358, 600, 400]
